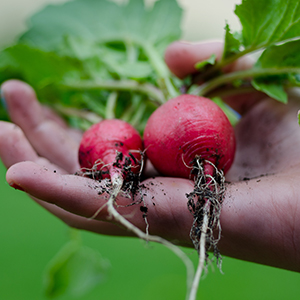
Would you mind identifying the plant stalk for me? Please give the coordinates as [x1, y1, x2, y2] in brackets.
[60, 79, 166, 105]
[191, 67, 300, 97]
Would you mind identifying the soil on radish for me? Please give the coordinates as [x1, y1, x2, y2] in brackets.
[76, 150, 148, 218]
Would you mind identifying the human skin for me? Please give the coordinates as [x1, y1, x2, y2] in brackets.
[0, 41, 300, 272]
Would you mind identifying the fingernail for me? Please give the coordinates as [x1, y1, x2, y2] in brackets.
[9, 182, 25, 192]
[0, 88, 8, 112]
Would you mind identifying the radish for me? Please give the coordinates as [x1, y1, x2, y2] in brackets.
[79, 119, 143, 182]
[143, 94, 236, 297]
[144, 94, 235, 178]
[78, 118, 144, 217]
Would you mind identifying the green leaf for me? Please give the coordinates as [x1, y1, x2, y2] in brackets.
[235, 0, 300, 48]
[143, 0, 182, 46]
[252, 39, 300, 102]
[0, 44, 80, 89]
[256, 39, 300, 69]
[20, 0, 182, 53]
[223, 23, 242, 60]
[43, 240, 110, 298]
[195, 54, 216, 71]
[252, 79, 288, 103]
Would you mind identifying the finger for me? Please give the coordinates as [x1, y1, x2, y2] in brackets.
[164, 40, 224, 79]
[42, 106, 83, 143]
[1, 80, 80, 173]
[6, 161, 195, 246]
[0, 121, 66, 174]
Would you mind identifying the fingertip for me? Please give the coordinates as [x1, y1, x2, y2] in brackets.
[164, 40, 224, 79]
[6, 161, 34, 184]
[1, 79, 36, 102]
[5, 162, 25, 192]
[1, 80, 44, 129]
[6, 161, 56, 188]
[0, 122, 35, 168]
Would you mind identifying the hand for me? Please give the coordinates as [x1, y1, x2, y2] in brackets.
[1, 40, 300, 272]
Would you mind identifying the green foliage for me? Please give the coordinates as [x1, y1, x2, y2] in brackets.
[223, 0, 300, 59]
[0, 0, 183, 131]
[193, 0, 300, 104]
[235, 0, 300, 48]
[251, 40, 300, 102]
[20, 0, 182, 53]
[256, 39, 300, 69]
[2, 0, 300, 125]
[222, 23, 242, 60]
[0, 44, 80, 89]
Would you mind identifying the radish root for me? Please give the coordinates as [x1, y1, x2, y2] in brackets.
[187, 156, 226, 300]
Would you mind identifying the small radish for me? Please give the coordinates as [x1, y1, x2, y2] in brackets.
[78, 119, 144, 218]
[143, 94, 236, 298]
[79, 118, 143, 182]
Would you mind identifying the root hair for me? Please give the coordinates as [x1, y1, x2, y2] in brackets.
[186, 156, 226, 299]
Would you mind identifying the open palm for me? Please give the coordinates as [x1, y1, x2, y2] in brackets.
[1, 41, 299, 272]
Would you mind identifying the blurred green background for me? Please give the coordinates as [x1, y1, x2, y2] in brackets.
[1, 0, 300, 299]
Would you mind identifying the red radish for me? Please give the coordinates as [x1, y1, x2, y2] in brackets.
[78, 119, 144, 220]
[143, 94, 236, 298]
[79, 119, 143, 182]
[143, 94, 235, 179]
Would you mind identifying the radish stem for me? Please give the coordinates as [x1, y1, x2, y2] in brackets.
[60, 79, 166, 105]
[191, 67, 300, 97]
